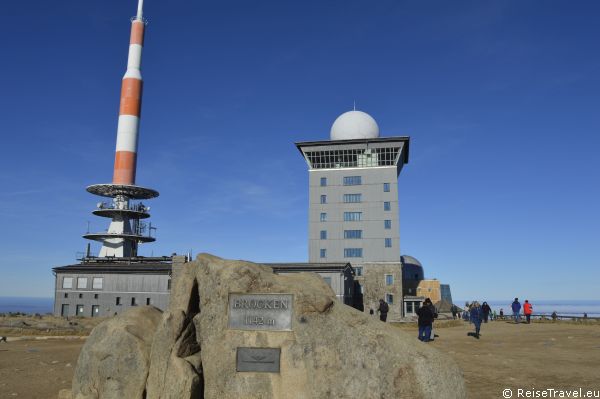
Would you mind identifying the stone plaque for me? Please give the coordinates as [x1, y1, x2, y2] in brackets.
[236, 347, 281, 373]
[228, 293, 293, 331]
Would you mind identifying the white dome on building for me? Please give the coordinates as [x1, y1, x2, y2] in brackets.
[330, 110, 380, 141]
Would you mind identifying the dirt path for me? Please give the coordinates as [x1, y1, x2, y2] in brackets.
[0, 339, 83, 399]
[410, 320, 600, 398]
[0, 321, 599, 398]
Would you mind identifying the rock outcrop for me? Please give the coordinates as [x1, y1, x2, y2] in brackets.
[71, 306, 162, 399]
[67, 253, 466, 399]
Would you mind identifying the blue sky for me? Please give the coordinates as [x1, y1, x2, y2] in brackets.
[0, 0, 598, 300]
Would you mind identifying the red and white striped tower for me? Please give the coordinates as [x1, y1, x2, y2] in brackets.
[113, 0, 145, 185]
[85, 0, 159, 258]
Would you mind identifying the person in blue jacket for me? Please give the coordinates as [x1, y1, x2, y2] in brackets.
[470, 301, 483, 339]
[511, 298, 522, 324]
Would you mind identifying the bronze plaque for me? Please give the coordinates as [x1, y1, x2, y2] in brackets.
[236, 347, 281, 373]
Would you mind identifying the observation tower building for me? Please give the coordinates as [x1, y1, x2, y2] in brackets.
[296, 110, 410, 320]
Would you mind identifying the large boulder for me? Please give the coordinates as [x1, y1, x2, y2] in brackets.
[71, 306, 162, 399]
[69, 253, 466, 399]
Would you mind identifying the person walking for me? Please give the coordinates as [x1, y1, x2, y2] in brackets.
[416, 298, 435, 342]
[492, 310, 497, 321]
[377, 299, 389, 322]
[470, 301, 483, 339]
[511, 298, 522, 324]
[451, 304, 458, 320]
[481, 302, 491, 323]
[523, 300, 533, 324]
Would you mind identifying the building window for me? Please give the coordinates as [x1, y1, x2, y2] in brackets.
[385, 238, 392, 248]
[383, 183, 390, 192]
[320, 177, 327, 186]
[407, 301, 414, 313]
[116, 297, 121, 306]
[384, 201, 391, 211]
[62, 277, 73, 289]
[323, 277, 332, 287]
[167, 279, 172, 291]
[76, 305, 84, 315]
[77, 277, 87, 289]
[344, 230, 362, 239]
[343, 194, 362, 203]
[344, 248, 363, 258]
[384, 220, 391, 229]
[146, 298, 151, 305]
[92, 277, 103, 290]
[355, 266, 363, 276]
[78, 293, 83, 299]
[343, 176, 362, 186]
[386, 294, 394, 304]
[385, 274, 394, 285]
[131, 297, 137, 306]
[63, 293, 68, 299]
[343, 212, 362, 222]
[320, 213, 327, 222]
[320, 249, 327, 258]
[320, 195, 327, 204]
[94, 294, 99, 299]
[320, 230, 327, 240]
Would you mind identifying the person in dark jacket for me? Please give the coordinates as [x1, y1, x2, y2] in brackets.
[377, 299, 389, 322]
[416, 298, 435, 342]
[511, 298, 522, 324]
[470, 301, 483, 339]
[481, 302, 491, 323]
[451, 304, 458, 320]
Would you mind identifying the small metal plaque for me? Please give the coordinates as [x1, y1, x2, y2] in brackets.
[236, 347, 281, 373]
[228, 293, 293, 331]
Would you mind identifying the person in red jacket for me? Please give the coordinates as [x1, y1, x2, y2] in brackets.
[523, 300, 533, 324]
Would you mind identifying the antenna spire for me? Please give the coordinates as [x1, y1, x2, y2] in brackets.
[137, 0, 144, 20]
[353, 100, 356, 111]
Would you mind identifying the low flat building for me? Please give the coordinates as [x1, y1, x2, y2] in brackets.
[52, 256, 182, 317]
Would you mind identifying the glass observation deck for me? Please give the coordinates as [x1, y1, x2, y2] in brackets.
[304, 146, 401, 169]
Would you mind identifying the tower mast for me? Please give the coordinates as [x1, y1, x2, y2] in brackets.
[83, 0, 158, 258]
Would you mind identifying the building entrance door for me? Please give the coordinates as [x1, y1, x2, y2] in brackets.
[76, 305, 84, 316]
[61, 304, 69, 317]
[91, 305, 99, 317]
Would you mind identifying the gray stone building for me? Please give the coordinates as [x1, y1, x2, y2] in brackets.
[52, 256, 187, 317]
[296, 110, 410, 320]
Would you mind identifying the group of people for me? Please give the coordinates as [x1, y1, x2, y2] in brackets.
[374, 296, 537, 342]
[510, 298, 534, 324]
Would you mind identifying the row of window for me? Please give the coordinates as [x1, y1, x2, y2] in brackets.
[61, 277, 172, 291]
[64, 293, 99, 299]
[321, 194, 381, 204]
[319, 240, 393, 258]
[308, 147, 401, 169]
[319, 205, 391, 222]
[60, 297, 156, 317]
[321, 221, 392, 234]
[320, 177, 391, 192]
[62, 277, 103, 290]
[319, 230, 393, 243]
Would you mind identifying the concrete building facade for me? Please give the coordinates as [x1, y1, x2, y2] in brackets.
[296, 111, 410, 320]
